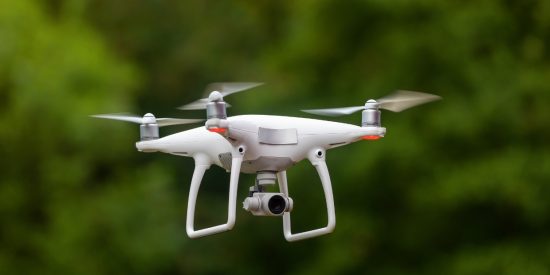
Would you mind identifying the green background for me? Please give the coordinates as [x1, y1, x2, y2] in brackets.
[1, 0, 549, 274]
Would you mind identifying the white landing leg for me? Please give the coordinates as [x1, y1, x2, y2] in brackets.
[278, 149, 336, 242]
[186, 153, 243, 238]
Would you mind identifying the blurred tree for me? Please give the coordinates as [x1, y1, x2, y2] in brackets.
[0, 1, 188, 274]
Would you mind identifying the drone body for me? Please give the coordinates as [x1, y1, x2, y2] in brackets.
[93, 83, 440, 242]
[135, 115, 385, 241]
[138, 115, 385, 173]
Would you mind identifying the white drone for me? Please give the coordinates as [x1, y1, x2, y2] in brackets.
[92, 83, 440, 242]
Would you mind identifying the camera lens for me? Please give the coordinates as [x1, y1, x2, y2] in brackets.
[268, 195, 287, 215]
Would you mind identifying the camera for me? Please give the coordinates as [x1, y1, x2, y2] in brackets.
[243, 192, 293, 216]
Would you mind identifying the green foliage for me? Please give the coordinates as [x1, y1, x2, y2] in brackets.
[1, 0, 549, 274]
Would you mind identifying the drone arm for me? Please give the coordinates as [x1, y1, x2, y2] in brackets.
[186, 153, 243, 238]
[278, 149, 336, 242]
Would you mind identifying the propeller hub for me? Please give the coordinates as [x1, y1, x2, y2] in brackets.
[208, 91, 224, 102]
[364, 99, 379, 110]
[142, 113, 156, 124]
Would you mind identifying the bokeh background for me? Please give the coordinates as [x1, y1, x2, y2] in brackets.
[1, 0, 550, 274]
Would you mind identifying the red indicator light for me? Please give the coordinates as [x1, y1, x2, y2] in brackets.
[208, 127, 227, 133]
[362, 135, 381, 140]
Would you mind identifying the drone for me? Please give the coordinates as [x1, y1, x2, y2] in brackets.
[92, 83, 440, 242]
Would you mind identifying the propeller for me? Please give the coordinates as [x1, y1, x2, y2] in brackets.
[91, 113, 203, 127]
[302, 90, 441, 116]
[179, 82, 263, 110]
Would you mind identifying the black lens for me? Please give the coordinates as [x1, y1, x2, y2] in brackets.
[268, 195, 287, 215]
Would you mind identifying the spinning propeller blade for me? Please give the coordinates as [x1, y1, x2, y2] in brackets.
[205, 82, 263, 97]
[91, 113, 203, 126]
[179, 82, 263, 110]
[302, 90, 441, 116]
[155, 118, 205, 127]
[301, 106, 365, 117]
[377, 90, 442, 112]
[91, 114, 144, 124]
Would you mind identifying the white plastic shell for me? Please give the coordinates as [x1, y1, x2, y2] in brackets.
[133, 114, 386, 241]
